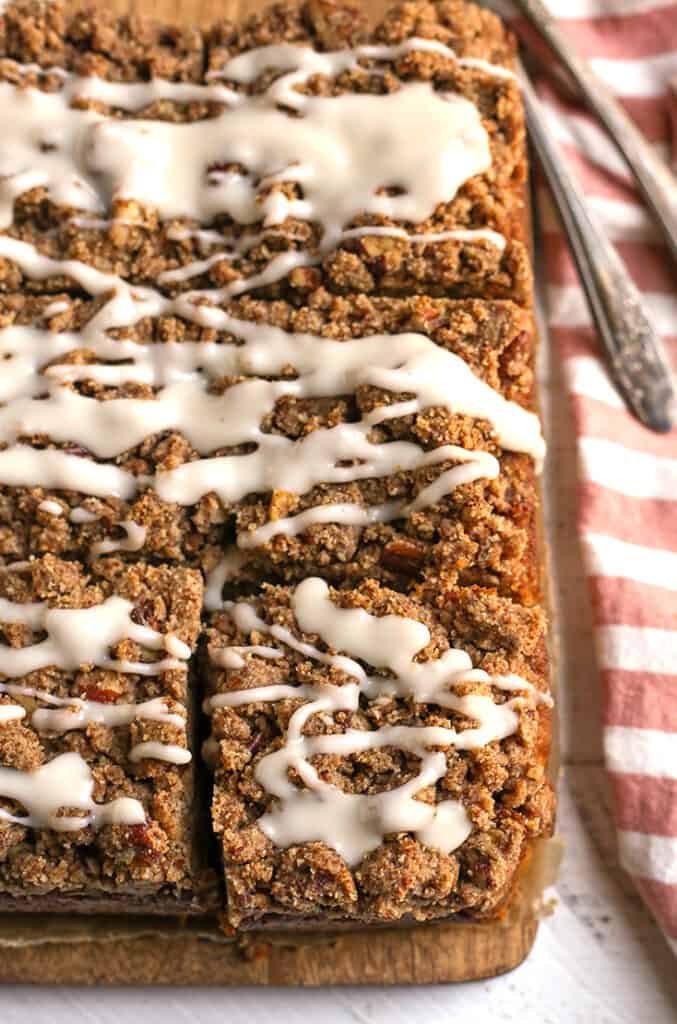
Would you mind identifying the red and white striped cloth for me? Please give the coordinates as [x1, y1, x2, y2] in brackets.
[507, 0, 677, 953]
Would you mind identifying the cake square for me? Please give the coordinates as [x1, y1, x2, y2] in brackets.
[0, 0, 531, 305]
[0, 554, 208, 911]
[205, 578, 553, 928]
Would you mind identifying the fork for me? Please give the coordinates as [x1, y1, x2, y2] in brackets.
[513, 0, 677, 265]
[519, 63, 675, 432]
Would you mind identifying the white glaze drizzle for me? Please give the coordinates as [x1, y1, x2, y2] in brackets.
[128, 741, 191, 765]
[203, 550, 248, 612]
[72, 76, 239, 109]
[0, 704, 26, 723]
[37, 499, 63, 516]
[0, 40, 495, 235]
[210, 644, 284, 670]
[0, 595, 189, 677]
[165, 226, 226, 247]
[205, 578, 547, 864]
[90, 520, 147, 558]
[41, 300, 69, 318]
[237, 447, 499, 550]
[0, 682, 183, 730]
[0, 446, 136, 499]
[69, 506, 100, 524]
[0, 681, 191, 765]
[0, 751, 145, 831]
[83, 85, 487, 231]
[0, 71, 239, 228]
[212, 37, 515, 85]
[165, 634, 191, 660]
[337, 224, 506, 250]
[157, 251, 232, 284]
[155, 224, 506, 287]
[0, 243, 544, 514]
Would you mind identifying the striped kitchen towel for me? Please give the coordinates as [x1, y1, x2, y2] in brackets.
[514, 0, 677, 952]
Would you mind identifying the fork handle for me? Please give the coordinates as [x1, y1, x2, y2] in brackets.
[514, 0, 677, 264]
[520, 68, 674, 432]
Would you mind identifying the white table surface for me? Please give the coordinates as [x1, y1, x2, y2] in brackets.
[2, 279, 677, 1023]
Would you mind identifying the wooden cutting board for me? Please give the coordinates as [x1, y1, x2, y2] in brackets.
[0, 914, 540, 985]
[0, 0, 554, 985]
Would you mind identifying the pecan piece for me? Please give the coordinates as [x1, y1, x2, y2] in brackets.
[380, 538, 426, 577]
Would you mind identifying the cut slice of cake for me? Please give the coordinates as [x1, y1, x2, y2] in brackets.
[205, 577, 554, 928]
[0, 555, 210, 911]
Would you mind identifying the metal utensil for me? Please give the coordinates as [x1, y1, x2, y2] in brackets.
[520, 64, 674, 433]
[513, 0, 677, 265]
